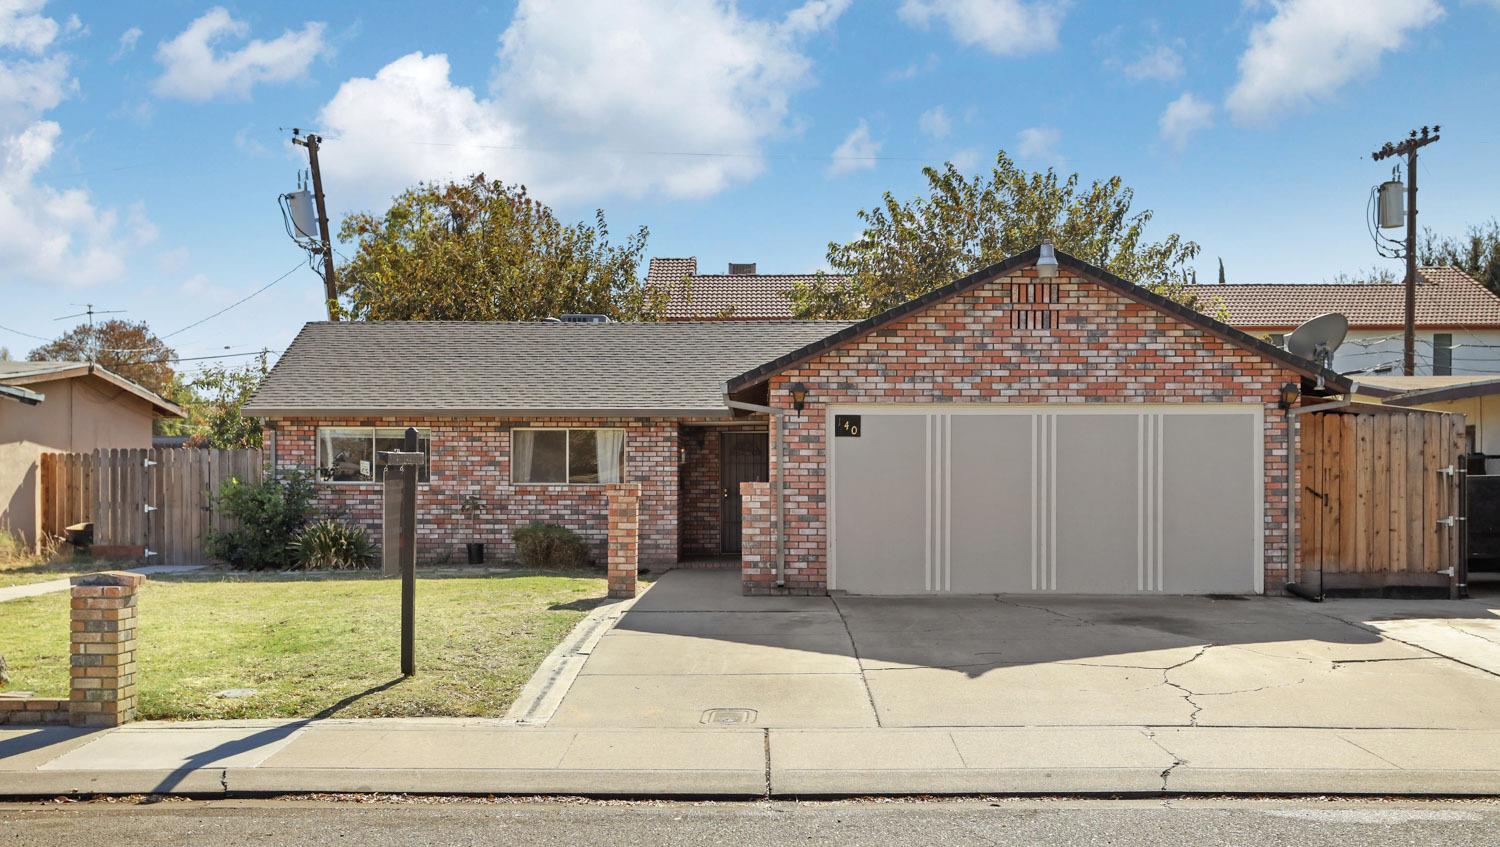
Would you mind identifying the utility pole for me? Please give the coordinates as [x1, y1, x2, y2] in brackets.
[291, 129, 339, 320]
[1372, 125, 1440, 376]
[53, 303, 125, 364]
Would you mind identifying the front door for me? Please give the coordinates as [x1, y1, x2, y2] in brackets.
[720, 431, 769, 554]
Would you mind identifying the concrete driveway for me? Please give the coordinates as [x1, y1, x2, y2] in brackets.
[545, 570, 1500, 730]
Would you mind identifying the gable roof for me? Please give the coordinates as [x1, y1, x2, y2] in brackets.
[648, 256, 845, 320]
[243, 320, 855, 418]
[1202, 266, 1500, 329]
[0, 361, 184, 417]
[725, 246, 1353, 395]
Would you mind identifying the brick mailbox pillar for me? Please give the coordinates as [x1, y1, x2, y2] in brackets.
[605, 483, 641, 599]
[69, 571, 146, 728]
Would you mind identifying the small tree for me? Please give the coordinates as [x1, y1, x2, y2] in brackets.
[205, 472, 317, 570]
[1421, 220, 1500, 294]
[185, 353, 270, 449]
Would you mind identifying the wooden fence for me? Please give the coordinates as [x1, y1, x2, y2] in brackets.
[1297, 409, 1463, 590]
[40, 448, 264, 565]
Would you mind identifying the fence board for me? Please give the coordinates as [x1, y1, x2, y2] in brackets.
[39, 447, 262, 563]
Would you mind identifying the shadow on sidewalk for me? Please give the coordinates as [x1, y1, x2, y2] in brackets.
[145, 676, 408, 796]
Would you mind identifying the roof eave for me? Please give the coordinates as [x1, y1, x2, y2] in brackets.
[1383, 378, 1500, 407]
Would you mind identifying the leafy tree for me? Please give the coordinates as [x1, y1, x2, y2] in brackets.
[1420, 219, 1500, 294]
[184, 353, 271, 449]
[28, 319, 176, 396]
[1326, 266, 1399, 285]
[791, 150, 1203, 319]
[336, 175, 661, 321]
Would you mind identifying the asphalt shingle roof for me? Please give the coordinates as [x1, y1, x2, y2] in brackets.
[244, 320, 855, 417]
[648, 256, 845, 319]
[1201, 266, 1500, 328]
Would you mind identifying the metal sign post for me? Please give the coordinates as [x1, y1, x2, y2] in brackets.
[379, 427, 422, 677]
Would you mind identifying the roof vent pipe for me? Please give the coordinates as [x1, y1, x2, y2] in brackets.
[1036, 241, 1059, 278]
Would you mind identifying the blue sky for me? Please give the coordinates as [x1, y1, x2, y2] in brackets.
[3, 0, 1497, 377]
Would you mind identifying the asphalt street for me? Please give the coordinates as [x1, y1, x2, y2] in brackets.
[4, 798, 1499, 846]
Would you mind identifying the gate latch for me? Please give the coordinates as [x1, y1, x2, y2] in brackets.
[1437, 515, 1461, 527]
[1439, 465, 1458, 477]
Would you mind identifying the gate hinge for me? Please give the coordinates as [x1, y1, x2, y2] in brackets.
[144, 503, 157, 514]
[144, 548, 158, 558]
[1436, 515, 1460, 527]
[144, 458, 158, 468]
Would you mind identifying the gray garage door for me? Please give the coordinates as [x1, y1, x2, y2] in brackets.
[829, 406, 1262, 595]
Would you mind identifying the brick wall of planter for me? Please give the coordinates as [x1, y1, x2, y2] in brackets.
[753, 267, 1302, 595]
[265, 416, 680, 567]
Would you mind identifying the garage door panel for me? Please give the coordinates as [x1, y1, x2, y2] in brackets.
[1053, 414, 1142, 594]
[1161, 413, 1258, 593]
[948, 414, 1035, 593]
[833, 414, 928, 595]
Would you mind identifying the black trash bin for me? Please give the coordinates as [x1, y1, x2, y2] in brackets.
[466, 542, 486, 565]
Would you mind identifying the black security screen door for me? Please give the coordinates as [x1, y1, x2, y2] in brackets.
[720, 432, 770, 555]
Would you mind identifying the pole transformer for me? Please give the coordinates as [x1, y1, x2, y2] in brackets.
[1372, 125, 1440, 376]
[292, 129, 340, 320]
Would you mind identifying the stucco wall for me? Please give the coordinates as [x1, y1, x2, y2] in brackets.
[0, 376, 156, 547]
[266, 415, 681, 566]
[754, 266, 1306, 595]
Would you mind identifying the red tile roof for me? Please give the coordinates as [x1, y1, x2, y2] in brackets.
[648, 257, 844, 320]
[1200, 266, 1500, 329]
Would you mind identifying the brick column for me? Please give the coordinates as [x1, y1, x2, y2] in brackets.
[740, 481, 776, 595]
[605, 483, 640, 599]
[69, 571, 146, 728]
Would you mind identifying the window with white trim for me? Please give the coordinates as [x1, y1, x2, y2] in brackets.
[316, 427, 431, 482]
[512, 428, 625, 484]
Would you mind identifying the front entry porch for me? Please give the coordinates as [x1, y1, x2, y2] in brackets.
[677, 423, 769, 563]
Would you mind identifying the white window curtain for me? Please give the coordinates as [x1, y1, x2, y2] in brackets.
[596, 429, 625, 483]
[513, 430, 534, 483]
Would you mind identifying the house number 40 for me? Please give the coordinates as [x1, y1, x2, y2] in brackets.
[834, 415, 862, 437]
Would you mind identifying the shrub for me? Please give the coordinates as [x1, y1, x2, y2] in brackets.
[206, 471, 316, 570]
[512, 522, 592, 569]
[292, 519, 375, 570]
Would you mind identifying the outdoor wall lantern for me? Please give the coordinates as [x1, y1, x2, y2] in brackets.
[787, 382, 809, 412]
[1278, 382, 1301, 410]
[1036, 240, 1059, 278]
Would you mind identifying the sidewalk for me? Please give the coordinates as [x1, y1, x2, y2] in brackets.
[5, 719, 1500, 797]
[0, 565, 204, 604]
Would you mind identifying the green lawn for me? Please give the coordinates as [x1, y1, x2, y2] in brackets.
[0, 570, 608, 720]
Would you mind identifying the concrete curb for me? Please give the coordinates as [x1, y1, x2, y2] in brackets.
[502, 587, 645, 726]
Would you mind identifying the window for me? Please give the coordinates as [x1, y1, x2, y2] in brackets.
[1433, 333, 1453, 376]
[513, 428, 625, 484]
[316, 427, 430, 482]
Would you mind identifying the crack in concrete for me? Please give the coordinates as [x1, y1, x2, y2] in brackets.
[1330, 656, 1438, 666]
[1159, 645, 1210, 727]
[1142, 729, 1184, 792]
[993, 596, 1094, 624]
[1311, 609, 1500, 680]
[830, 594, 883, 728]
[762, 728, 772, 799]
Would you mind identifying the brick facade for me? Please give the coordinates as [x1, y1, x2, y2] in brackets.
[758, 267, 1302, 595]
[265, 416, 680, 567]
[606, 483, 640, 597]
[739, 481, 779, 594]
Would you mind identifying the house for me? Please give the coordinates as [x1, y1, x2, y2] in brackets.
[646, 257, 847, 320]
[1205, 267, 1500, 376]
[0, 361, 185, 549]
[654, 259, 1500, 378]
[248, 246, 1348, 597]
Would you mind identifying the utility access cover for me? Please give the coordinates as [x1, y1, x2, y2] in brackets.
[701, 708, 757, 726]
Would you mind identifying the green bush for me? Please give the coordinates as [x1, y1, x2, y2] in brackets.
[292, 519, 375, 570]
[512, 522, 592, 569]
[205, 471, 316, 570]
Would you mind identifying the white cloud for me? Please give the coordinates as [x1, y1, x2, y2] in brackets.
[1226, 0, 1443, 125]
[1016, 125, 1061, 165]
[897, 0, 1068, 56]
[827, 119, 880, 176]
[1123, 43, 1183, 82]
[153, 7, 327, 101]
[918, 106, 952, 139]
[0, 4, 146, 287]
[948, 147, 981, 171]
[318, 0, 847, 207]
[1159, 92, 1213, 150]
[0, 0, 64, 53]
[112, 26, 142, 61]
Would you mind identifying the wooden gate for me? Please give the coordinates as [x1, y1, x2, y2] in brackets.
[40, 448, 264, 565]
[1297, 409, 1464, 592]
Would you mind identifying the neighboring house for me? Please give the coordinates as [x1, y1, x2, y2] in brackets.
[653, 260, 1500, 378]
[0, 361, 185, 548]
[248, 246, 1346, 596]
[1357, 374, 1500, 473]
[647, 257, 847, 320]
[1205, 267, 1500, 376]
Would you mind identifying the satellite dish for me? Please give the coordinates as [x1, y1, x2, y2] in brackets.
[1286, 312, 1348, 370]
